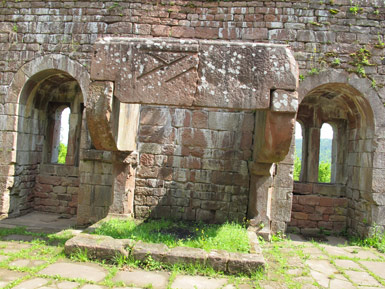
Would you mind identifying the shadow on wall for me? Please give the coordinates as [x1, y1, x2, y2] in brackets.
[134, 105, 255, 224]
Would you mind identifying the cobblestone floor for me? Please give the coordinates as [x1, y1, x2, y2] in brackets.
[0, 225, 384, 288]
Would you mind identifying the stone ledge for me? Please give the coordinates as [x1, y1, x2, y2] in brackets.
[64, 232, 265, 275]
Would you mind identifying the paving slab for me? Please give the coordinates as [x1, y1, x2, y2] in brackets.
[348, 248, 381, 260]
[309, 270, 329, 288]
[39, 262, 107, 282]
[222, 283, 253, 289]
[9, 259, 46, 268]
[325, 236, 348, 246]
[345, 270, 382, 286]
[80, 285, 108, 289]
[171, 275, 228, 289]
[13, 278, 48, 289]
[2, 234, 43, 242]
[301, 246, 327, 259]
[320, 245, 356, 258]
[0, 268, 26, 287]
[0, 242, 31, 254]
[329, 278, 355, 289]
[57, 281, 80, 289]
[334, 259, 362, 270]
[113, 269, 169, 289]
[306, 259, 338, 276]
[0, 212, 77, 233]
[359, 260, 385, 279]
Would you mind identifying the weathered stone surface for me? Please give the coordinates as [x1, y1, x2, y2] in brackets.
[39, 262, 107, 282]
[92, 38, 199, 107]
[132, 241, 169, 263]
[164, 246, 208, 266]
[171, 275, 228, 289]
[90, 38, 298, 110]
[207, 249, 229, 272]
[64, 234, 128, 260]
[113, 270, 169, 289]
[227, 252, 265, 274]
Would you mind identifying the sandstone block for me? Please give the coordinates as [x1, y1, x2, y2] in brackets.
[65, 234, 128, 260]
[164, 246, 207, 266]
[132, 241, 169, 263]
[207, 250, 229, 272]
[227, 252, 265, 274]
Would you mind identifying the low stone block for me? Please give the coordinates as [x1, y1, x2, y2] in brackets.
[164, 246, 208, 266]
[227, 252, 265, 274]
[207, 249, 229, 272]
[131, 241, 169, 263]
[64, 234, 128, 260]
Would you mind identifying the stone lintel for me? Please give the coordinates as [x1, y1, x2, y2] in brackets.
[90, 37, 298, 110]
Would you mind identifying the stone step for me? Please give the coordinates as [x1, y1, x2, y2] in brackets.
[65, 233, 265, 275]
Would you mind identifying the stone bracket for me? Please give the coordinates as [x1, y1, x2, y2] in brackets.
[87, 81, 140, 152]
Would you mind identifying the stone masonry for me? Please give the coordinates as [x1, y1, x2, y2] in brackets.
[0, 0, 385, 237]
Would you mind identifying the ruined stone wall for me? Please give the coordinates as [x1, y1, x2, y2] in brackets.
[33, 164, 79, 216]
[0, 0, 385, 232]
[136, 106, 253, 222]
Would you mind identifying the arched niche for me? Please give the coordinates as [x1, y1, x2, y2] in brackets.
[294, 69, 385, 236]
[1, 55, 89, 218]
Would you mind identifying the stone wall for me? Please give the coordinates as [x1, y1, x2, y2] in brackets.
[290, 195, 348, 234]
[33, 164, 79, 216]
[0, 0, 385, 235]
[135, 106, 254, 223]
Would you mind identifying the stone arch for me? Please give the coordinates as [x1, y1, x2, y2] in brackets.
[0, 54, 89, 218]
[293, 69, 385, 235]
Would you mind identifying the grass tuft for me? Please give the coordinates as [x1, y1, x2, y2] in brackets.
[93, 218, 250, 253]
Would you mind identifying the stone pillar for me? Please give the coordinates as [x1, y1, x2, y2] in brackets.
[108, 151, 138, 217]
[248, 172, 274, 240]
[306, 127, 320, 183]
[65, 112, 79, 166]
[50, 109, 61, 163]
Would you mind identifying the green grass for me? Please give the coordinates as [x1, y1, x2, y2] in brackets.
[349, 227, 385, 253]
[93, 218, 250, 253]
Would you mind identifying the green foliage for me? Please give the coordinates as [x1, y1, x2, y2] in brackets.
[331, 58, 341, 66]
[349, 4, 363, 15]
[58, 143, 67, 164]
[350, 226, 385, 253]
[308, 67, 319, 75]
[299, 74, 305, 81]
[329, 8, 339, 14]
[93, 218, 250, 253]
[374, 34, 385, 49]
[318, 161, 331, 183]
[349, 46, 374, 78]
[293, 157, 301, 181]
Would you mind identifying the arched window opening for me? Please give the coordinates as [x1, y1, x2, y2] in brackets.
[318, 123, 334, 183]
[294, 121, 304, 181]
[58, 107, 70, 164]
[50, 105, 70, 164]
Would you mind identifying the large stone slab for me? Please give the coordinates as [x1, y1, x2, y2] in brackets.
[164, 246, 208, 266]
[171, 275, 228, 289]
[131, 241, 169, 263]
[90, 38, 298, 110]
[13, 278, 48, 289]
[227, 252, 265, 274]
[65, 234, 129, 260]
[39, 262, 107, 282]
[359, 260, 385, 279]
[344, 270, 381, 286]
[113, 270, 169, 289]
[0, 268, 26, 288]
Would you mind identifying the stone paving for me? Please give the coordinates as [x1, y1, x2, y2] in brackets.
[0, 231, 384, 288]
